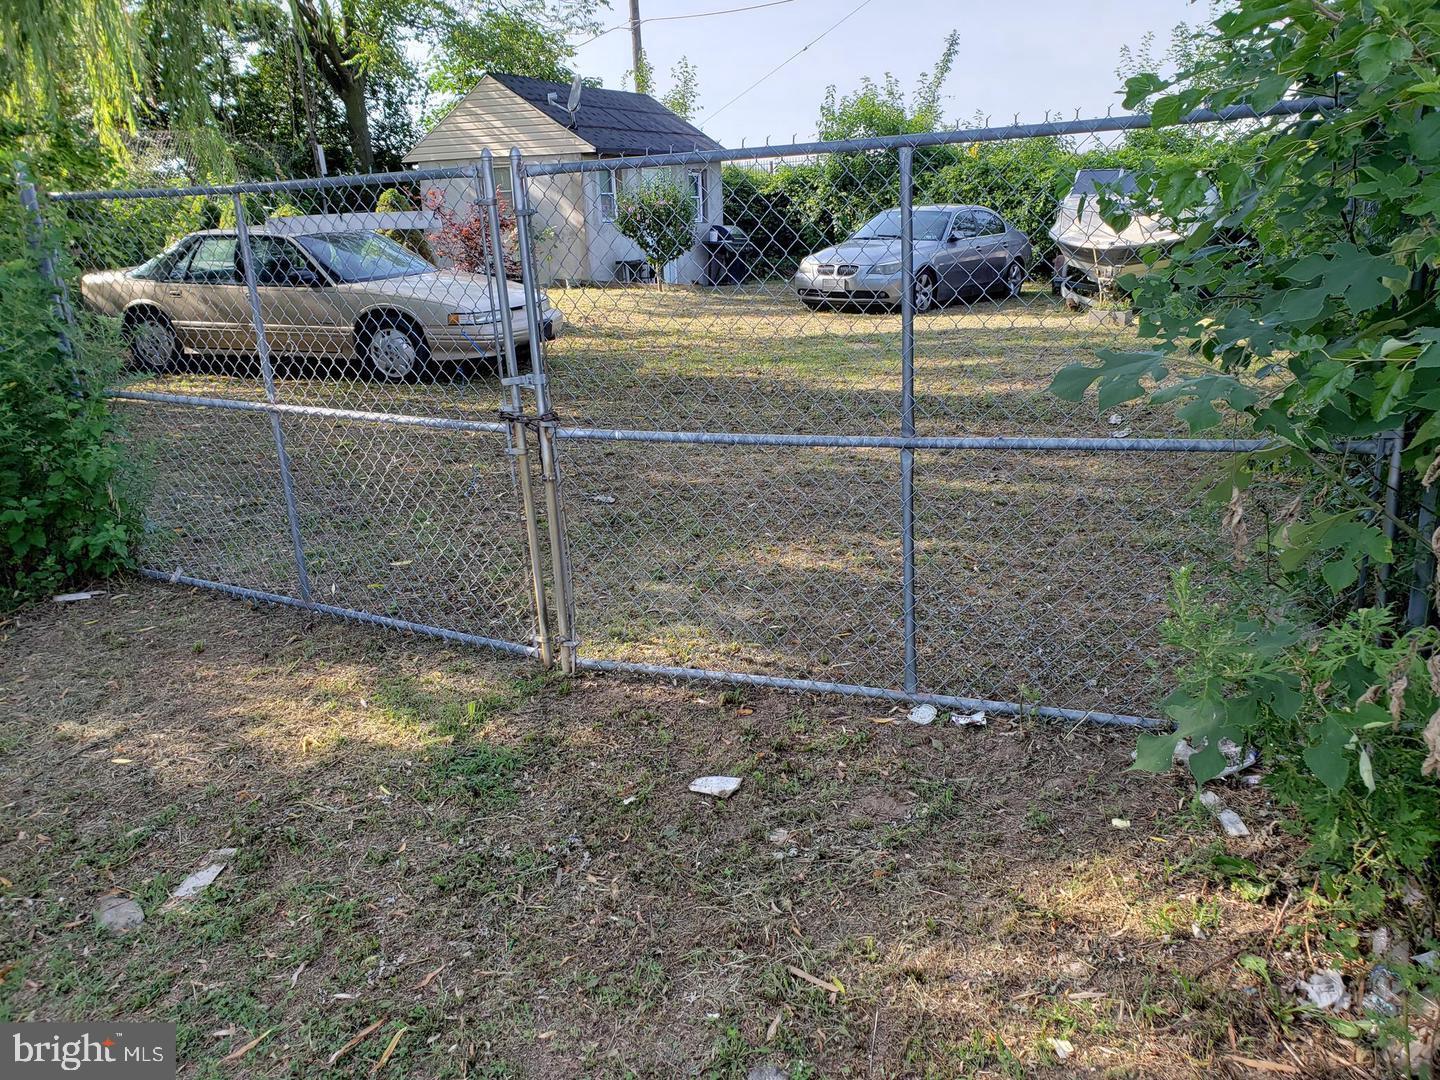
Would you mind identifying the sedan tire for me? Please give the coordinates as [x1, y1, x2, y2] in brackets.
[913, 268, 938, 314]
[998, 260, 1025, 300]
[123, 310, 179, 372]
[358, 312, 430, 381]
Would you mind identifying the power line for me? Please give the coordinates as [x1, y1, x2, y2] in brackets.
[576, 0, 798, 49]
[698, 0, 874, 124]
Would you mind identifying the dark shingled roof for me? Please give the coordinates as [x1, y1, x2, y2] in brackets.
[490, 72, 723, 155]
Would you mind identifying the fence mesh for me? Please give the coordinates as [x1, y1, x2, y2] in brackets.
[34, 100, 1382, 722]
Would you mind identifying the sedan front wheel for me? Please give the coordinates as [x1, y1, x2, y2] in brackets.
[912, 268, 938, 314]
[124, 312, 178, 372]
[358, 314, 430, 381]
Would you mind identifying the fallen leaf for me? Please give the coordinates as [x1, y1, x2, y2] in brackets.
[220, 1028, 272, 1064]
[371, 1028, 406, 1075]
[327, 1020, 384, 1066]
[409, 963, 446, 991]
[1220, 1056, 1300, 1074]
[786, 964, 843, 994]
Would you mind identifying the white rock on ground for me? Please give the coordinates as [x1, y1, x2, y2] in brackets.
[95, 894, 144, 935]
[1197, 791, 1250, 837]
[169, 847, 239, 902]
[688, 776, 742, 799]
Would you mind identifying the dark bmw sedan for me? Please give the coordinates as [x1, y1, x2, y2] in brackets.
[792, 205, 1031, 312]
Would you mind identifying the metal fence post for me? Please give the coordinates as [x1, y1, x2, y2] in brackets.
[511, 148, 578, 674]
[232, 193, 313, 603]
[1377, 429, 1404, 610]
[480, 151, 554, 668]
[14, 162, 77, 363]
[897, 145, 919, 694]
[1407, 481, 1436, 628]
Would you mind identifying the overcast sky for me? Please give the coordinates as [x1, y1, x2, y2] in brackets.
[569, 0, 1208, 148]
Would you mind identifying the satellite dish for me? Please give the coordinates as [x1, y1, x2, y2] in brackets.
[547, 73, 584, 127]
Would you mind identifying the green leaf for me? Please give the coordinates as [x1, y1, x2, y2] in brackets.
[1150, 95, 1183, 128]
[1321, 557, 1360, 593]
[1133, 731, 1183, 773]
[1287, 244, 1408, 314]
[1372, 366, 1414, 421]
[1358, 745, 1375, 794]
[1303, 721, 1351, 793]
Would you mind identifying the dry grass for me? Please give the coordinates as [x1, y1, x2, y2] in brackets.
[0, 581, 1376, 1078]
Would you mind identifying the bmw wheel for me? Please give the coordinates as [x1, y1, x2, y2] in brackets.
[913, 268, 938, 314]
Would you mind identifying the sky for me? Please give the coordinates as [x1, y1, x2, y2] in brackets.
[568, 0, 1208, 148]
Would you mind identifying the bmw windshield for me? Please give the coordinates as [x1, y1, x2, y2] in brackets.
[296, 232, 435, 283]
[850, 210, 953, 242]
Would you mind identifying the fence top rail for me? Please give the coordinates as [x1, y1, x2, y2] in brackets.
[522, 97, 1337, 175]
[48, 161, 480, 204]
[45, 97, 1335, 202]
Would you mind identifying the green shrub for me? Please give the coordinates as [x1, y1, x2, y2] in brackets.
[1137, 569, 1440, 904]
[613, 176, 696, 286]
[375, 187, 433, 261]
[1, 160, 135, 607]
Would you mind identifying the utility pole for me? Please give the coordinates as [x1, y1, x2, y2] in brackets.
[628, 0, 649, 94]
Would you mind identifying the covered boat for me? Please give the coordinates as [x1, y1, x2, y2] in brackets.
[1048, 168, 1199, 301]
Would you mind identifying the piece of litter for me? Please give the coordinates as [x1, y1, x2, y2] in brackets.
[620, 795, 639, 806]
[1108, 414, 1124, 426]
[950, 710, 987, 727]
[1197, 791, 1250, 837]
[1111, 427, 1131, 438]
[169, 847, 239, 902]
[589, 494, 616, 504]
[1110, 818, 1131, 829]
[907, 704, 937, 725]
[1414, 950, 1438, 969]
[1297, 969, 1349, 1012]
[53, 591, 100, 603]
[767, 828, 792, 844]
[1047, 1037, 1074, 1061]
[1363, 964, 1403, 1017]
[689, 776, 742, 799]
[747, 1067, 789, 1080]
[95, 894, 144, 935]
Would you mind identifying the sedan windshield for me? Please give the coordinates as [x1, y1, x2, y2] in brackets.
[296, 232, 434, 283]
[851, 209, 953, 242]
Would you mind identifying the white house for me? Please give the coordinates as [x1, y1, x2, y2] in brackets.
[404, 73, 725, 285]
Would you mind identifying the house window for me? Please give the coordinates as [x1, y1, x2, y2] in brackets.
[597, 169, 618, 222]
[688, 169, 709, 224]
[492, 165, 513, 204]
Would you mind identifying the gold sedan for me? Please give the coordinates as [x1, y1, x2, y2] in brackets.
[81, 229, 563, 380]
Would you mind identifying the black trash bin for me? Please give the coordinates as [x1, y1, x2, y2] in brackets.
[700, 225, 751, 286]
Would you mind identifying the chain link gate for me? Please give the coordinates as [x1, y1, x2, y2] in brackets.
[33, 95, 1389, 728]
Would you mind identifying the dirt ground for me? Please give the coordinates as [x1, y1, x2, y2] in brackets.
[0, 580, 1377, 1077]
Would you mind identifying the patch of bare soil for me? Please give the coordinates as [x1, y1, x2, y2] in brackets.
[0, 581, 1373, 1077]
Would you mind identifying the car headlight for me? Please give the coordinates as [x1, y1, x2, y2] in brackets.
[799, 257, 819, 273]
[872, 260, 902, 275]
[448, 311, 499, 326]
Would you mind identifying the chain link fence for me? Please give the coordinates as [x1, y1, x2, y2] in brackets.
[28, 96, 1389, 726]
